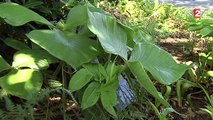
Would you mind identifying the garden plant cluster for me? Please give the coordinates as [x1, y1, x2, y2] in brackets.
[0, 0, 212, 120]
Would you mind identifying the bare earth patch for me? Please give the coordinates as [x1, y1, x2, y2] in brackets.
[158, 37, 211, 120]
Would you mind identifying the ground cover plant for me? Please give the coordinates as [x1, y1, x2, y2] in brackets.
[0, 0, 212, 120]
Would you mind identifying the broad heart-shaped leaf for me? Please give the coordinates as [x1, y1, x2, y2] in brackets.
[3, 38, 31, 50]
[127, 61, 170, 107]
[64, 5, 87, 30]
[12, 49, 58, 69]
[101, 91, 117, 118]
[87, 9, 128, 60]
[69, 68, 93, 92]
[0, 69, 43, 100]
[0, 3, 53, 27]
[27, 30, 100, 68]
[81, 82, 101, 109]
[0, 55, 11, 72]
[130, 43, 188, 85]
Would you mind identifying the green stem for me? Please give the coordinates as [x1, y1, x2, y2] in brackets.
[62, 63, 67, 120]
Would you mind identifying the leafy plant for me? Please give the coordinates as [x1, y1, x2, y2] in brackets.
[188, 12, 213, 38]
[0, 1, 189, 119]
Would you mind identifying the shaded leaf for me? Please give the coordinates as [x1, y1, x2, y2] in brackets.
[0, 55, 11, 72]
[101, 76, 119, 92]
[65, 5, 87, 30]
[82, 82, 100, 109]
[0, 69, 43, 100]
[128, 61, 170, 107]
[27, 30, 100, 68]
[83, 64, 107, 81]
[0, 3, 53, 26]
[3, 38, 30, 50]
[101, 91, 117, 118]
[69, 68, 93, 92]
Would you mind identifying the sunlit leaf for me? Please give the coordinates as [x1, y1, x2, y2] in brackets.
[87, 9, 128, 60]
[0, 3, 53, 26]
[130, 43, 188, 85]
[27, 30, 100, 68]
[0, 69, 43, 100]
[12, 49, 58, 69]
[206, 71, 213, 77]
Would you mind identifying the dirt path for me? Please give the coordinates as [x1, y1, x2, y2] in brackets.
[159, 37, 206, 63]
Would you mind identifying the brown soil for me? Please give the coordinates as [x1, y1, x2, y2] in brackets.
[159, 37, 207, 63]
[158, 37, 211, 120]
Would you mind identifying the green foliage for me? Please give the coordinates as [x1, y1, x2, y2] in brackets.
[0, 1, 189, 119]
[13, 49, 58, 69]
[69, 63, 120, 117]
[69, 68, 93, 92]
[99, 0, 190, 39]
[188, 12, 213, 37]
[0, 55, 10, 72]
[0, 69, 43, 100]
[3, 38, 31, 50]
[27, 30, 100, 68]
[0, 3, 53, 26]
[202, 105, 213, 119]
[0, 97, 31, 120]
[127, 61, 169, 107]
[87, 9, 128, 59]
[130, 43, 188, 85]
[65, 5, 88, 29]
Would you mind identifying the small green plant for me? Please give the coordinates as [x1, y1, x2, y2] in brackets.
[188, 12, 213, 38]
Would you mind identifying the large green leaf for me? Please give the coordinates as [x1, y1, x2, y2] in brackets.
[101, 91, 117, 118]
[65, 5, 87, 30]
[0, 55, 11, 72]
[12, 49, 58, 69]
[130, 43, 188, 85]
[27, 30, 100, 68]
[81, 82, 101, 109]
[87, 9, 128, 60]
[69, 68, 93, 92]
[0, 3, 53, 26]
[0, 69, 43, 100]
[128, 61, 170, 107]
